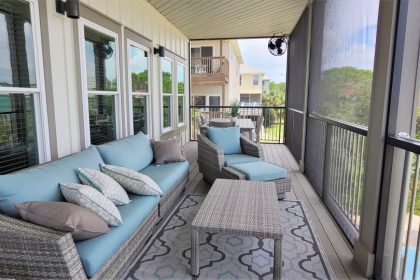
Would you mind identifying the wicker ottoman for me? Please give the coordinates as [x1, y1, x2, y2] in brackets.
[221, 161, 291, 199]
[191, 179, 283, 279]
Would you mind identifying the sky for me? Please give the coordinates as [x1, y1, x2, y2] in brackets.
[238, 0, 379, 84]
[238, 38, 288, 83]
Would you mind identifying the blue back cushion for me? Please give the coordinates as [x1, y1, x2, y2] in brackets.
[96, 133, 154, 171]
[207, 127, 242, 155]
[0, 146, 104, 217]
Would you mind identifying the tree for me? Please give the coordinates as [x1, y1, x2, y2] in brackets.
[262, 81, 286, 106]
[319, 67, 372, 126]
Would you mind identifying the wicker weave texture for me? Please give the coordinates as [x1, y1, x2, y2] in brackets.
[159, 174, 188, 217]
[191, 179, 283, 279]
[91, 207, 159, 280]
[192, 179, 282, 238]
[0, 214, 87, 280]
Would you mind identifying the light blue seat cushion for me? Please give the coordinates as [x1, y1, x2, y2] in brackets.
[0, 146, 104, 217]
[224, 154, 262, 167]
[75, 194, 159, 278]
[97, 133, 154, 172]
[207, 127, 242, 155]
[140, 161, 189, 195]
[230, 161, 287, 181]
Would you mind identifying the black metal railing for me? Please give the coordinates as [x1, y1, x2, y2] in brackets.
[190, 105, 286, 144]
[305, 113, 368, 244]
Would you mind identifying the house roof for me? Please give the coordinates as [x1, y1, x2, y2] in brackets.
[146, 0, 310, 40]
[240, 64, 265, 75]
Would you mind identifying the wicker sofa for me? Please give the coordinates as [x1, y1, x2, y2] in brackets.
[198, 132, 291, 199]
[0, 133, 189, 279]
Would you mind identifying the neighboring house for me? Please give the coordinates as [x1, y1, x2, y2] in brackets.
[191, 40, 243, 106]
[239, 64, 265, 105]
[262, 77, 271, 94]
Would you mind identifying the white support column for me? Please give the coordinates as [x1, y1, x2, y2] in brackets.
[353, 0, 398, 277]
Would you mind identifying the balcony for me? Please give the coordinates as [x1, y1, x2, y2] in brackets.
[191, 56, 229, 85]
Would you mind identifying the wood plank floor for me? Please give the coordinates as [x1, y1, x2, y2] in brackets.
[183, 141, 367, 280]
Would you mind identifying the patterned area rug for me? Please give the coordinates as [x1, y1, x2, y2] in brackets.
[124, 195, 335, 280]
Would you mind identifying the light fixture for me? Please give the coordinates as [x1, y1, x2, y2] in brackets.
[154, 46, 165, 57]
[56, 0, 80, 19]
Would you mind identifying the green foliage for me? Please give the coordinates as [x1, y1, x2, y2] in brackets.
[178, 82, 185, 95]
[131, 70, 148, 92]
[230, 101, 240, 117]
[262, 82, 286, 107]
[162, 72, 172, 93]
[319, 67, 372, 126]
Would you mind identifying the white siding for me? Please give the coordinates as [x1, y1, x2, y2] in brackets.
[43, 0, 189, 158]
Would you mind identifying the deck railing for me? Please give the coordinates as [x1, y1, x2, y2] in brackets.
[0, 111, 37, 174]
[190, 105, 285, 144]
[191, 57, 229, 77]
[387, 137, 420, 279]
[305, 113, 367, 244]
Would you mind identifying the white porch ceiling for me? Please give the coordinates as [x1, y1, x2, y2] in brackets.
[147, 0, 309, 40]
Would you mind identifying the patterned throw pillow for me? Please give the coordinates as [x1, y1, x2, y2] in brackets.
[100, 164, 163, 196]
[60, 183, 123, 226]
[77, 168, 130, 205]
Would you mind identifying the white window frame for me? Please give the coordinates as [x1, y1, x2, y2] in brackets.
[160, 57, 174, 133]
[176, 62, 186, 127]
[127, 40, 152, 137]
[0, 0, 51, 164]
[78, 18, 122, 147]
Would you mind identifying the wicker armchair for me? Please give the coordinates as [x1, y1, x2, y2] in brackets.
[197, 134, 291, 199]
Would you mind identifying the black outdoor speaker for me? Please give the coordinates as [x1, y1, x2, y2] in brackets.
[56, 0, 80, 19]
[154, 46, 165, 57]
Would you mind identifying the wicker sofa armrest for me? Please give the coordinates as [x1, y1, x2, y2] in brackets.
[240, 135, 265, 160]
[0, 214, 86, 280]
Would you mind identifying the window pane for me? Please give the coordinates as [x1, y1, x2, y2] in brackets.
[161, 59, 172, 93]
[130, 46, 148, 93]
[88, 95, 115, 144]
[0, 0, 36, 88]
[132, 95, 148, 135]
[163, 95, 172, 128]
[178, 96, 184, 124]
[253, 75, 259, 86]
[177, 65, 185, 95]
[191, 48, 200, 58]
[85, 27, 117, 91]
[0, 94, 38, 174]
[209, 96, 220, 106]
[192, 96, 205, 106]
[309, 0, 380, 126]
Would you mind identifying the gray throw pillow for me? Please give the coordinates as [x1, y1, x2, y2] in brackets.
[152, 139, 186, 165]
[15, 201, 110, 241]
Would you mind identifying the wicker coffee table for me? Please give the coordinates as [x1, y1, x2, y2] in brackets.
[191, 179, 283, 279]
